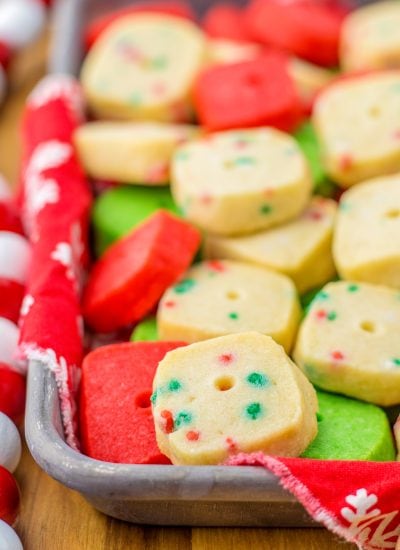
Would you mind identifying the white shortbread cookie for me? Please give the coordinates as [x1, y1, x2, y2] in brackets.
[207, 38, 261, 65]
[334, 173, 400, 288]
[81, 14, 207, 122]
[313, 71, 400, 187]
[205, 197, 337, 294]
[288, 58, 333, 109]
[157, 260, 300, 352]
[74, 121, 199, 184]
[152, 332, 318, 465]
[171, 128, 312, 235]
[341, 1, 400, 72]
[294, 281, 400, 406]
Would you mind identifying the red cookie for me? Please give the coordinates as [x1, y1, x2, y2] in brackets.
[83, 210, 200, 333]
[203, 4, 251, 42]
[0, 364, 25, 424]
[80, 341, 186, 464]
[245, 0, 343, 67]
[0, 466, 19, 525]
[0, 280, 24, 324]
[194, 51, 302, 132]
[84, 2, 195, 49]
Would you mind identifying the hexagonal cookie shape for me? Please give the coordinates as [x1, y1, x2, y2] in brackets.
[294, 281, 400, 406]
[152, 332, 318, 464]
[157, 260, 300, 352]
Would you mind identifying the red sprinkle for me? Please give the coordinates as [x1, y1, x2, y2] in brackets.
[200, 193, 213, 205]
[186, 430, 200, 441]
[315, 309, 327, 320]
[160, 410, 174, 434]
[339, 154, 353, 171]
[235, 139, 248, 149]
[226, 437, 238, 452]
[152, 81, 167, 96]
[263, 187, 274, 198]
[331, 350, 345, 362]
[218, 353, 234, 365]
[164, 300, 176, 308]
[393, 130, 400, 140]
[208, 260, 226, 273]
[306, 209, 323, 221]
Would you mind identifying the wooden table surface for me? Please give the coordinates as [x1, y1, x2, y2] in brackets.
[0, 33, 357, 550]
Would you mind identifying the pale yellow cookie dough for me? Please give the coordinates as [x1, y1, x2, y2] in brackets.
[205, 197, 337, 294]
[288, 58, 333, 109]
[334, 173, 400, 288]
[313, 71, 400, 187]
[152, 332, 318, 465]
[157, 260, 300, 352]
[81, 14, 207, 122]
[294, 281, 400, 406]
[207, 38, 261, 65]
[171, 128, 312, 235]
[74, 121, 199, 185]
[341, 1, 400, 72]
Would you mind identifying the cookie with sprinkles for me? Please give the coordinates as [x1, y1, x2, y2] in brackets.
[152, 332, 318, 465]
[333, 174, 400, 289]
[171, 128, 312, 236]
[74, 121, 200, 185]
[313, 71, 400, 187]
[341, 1, 400, 73]
[81, 14, 207, 121]
[157, 260, 300, 352]
[205, 197, 337, 294]
[294, 281, 400, 406]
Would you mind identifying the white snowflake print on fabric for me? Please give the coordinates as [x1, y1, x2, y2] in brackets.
[20, 294, 35, 318]
[341, 488, 400, 549]
[28, 74, 84, 120]
[24, 141, 72, 238]
[51, 242, 75, 281]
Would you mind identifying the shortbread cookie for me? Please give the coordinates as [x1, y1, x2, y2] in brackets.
[75, 122, 199, 184]
[207, 39, 261, 65]
[131, 316, 158, 342]
[301, 390, 395, 461]
[334, 174, 400, 288]
[83, 211, 200, 332]
[158, 260, 300, 352]
[313, 71, 400, 187]
[341, 1, 400, 72]
[294, 281, 400, 406]
[288, 58, 334, 113]
[205, 197, 336, 294]
[92, 185, 179, 255]
[81, 14, 207, 121]
[171, 128, 312, 235]
[152, 332, 318, 465]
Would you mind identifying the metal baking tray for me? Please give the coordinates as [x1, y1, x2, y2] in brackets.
[25, 0, 379, 527]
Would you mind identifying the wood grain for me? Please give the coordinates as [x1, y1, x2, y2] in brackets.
[1, 31, 359, 550]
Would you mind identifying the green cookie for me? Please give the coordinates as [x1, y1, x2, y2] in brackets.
[130, 317, 158, 342]
[92, 185, 179, 256]
[302, 390, 395, 461]
[294, 122, 338, 198]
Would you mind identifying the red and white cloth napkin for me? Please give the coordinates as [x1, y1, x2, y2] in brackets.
[17, 74, 400, 549]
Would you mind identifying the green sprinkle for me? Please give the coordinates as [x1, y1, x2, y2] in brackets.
[168, 379, 182, 392]
[150, 390, 158, 404]
[392, 358, 400, 367]
[228, 312, 239, 320]
[327, 311, 337, 321]
[315, 290, 329, 301]
[260, 204, 273, 215]
[347, 284, 359, 293]
[174, 278, 196, 294]
[151, 56, 167, 70]
[130, 92, 142, 105]
[246, 372, 269, 387]
[235, 156, 255, 166]
[175, 411, 192, 427]
[339, 201, 351, 212]
[175, 150, 189, 161]
[245, 402, 263, 420]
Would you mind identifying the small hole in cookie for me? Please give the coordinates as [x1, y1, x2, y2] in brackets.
[214, 375, 235, 392]
[135, 390, 152, 408]
[368, 106, 381, 117]
[226, 290, 239, 300]
[360, 320, 376, 333]
[385, 209, 400, 219]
